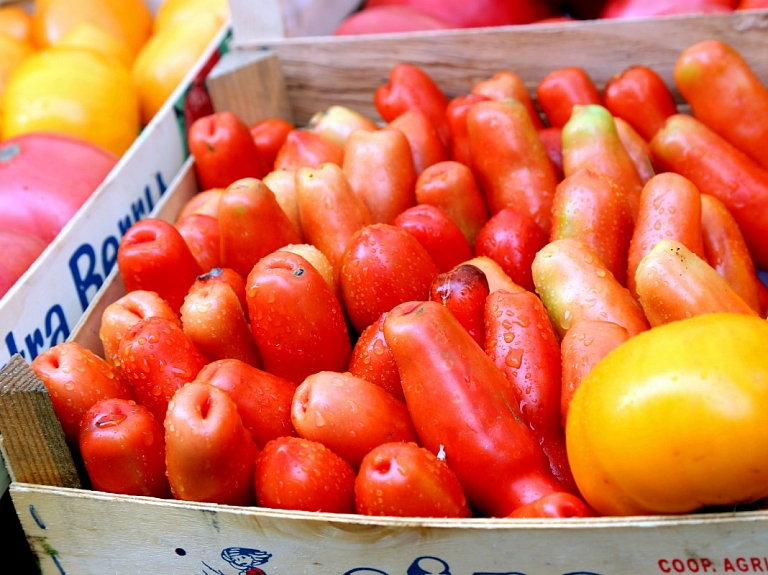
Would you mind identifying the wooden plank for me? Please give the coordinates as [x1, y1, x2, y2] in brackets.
[233, 11, 768, 125]
[10, 482, 768, 575]
[207, 50, 294, 126]
[0, 357, 80, 489]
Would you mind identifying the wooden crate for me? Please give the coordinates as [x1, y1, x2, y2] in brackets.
[2, 13, 768, 574]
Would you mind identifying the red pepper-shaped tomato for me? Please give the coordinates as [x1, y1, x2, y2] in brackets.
[188, 111, 270, 190]
[347, 312, 405, 403]
[471, 71, 545, 131]
[467, 99, 558, 234]
[273, 128, 345, 171]
[79, 398, 170, 498]
[506, 492, 593, 518]
[383, 300, 567, 517]
[374, 63, 451, 148]
[247, 250, 352, 384]
[174, 213, 221, 273]
[117, 217, 204, 314]
[445, 93, 489, 167]
[536, 67, 603, 129]
[249, 117, 294, 170]
[389, 108, 449, 176]
[165, 381, 258, 505]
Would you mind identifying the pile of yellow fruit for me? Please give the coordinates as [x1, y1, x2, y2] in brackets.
[0, 0, 229, 156]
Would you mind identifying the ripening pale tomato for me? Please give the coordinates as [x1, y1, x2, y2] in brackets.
[567, 313, 768, 516]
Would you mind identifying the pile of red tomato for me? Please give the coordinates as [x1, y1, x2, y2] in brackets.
[29, 37, 768, 520]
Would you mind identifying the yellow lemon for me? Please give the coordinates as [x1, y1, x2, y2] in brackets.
[2, 45, 140, 156]
[132, 13, 224, 126]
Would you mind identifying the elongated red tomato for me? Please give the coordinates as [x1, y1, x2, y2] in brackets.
[117, 315, 208, 422]
[291, 371, 419, 469]
[536, 66, 603, 129]
[429, 263, 490, 347]
[383, 300, 572, 517]
[165, 381, 258, 505]
[273, 128, 344, 171]
[355, 442, 471, 518]
[347, 312, 405, 403]
[247, 250, 351, 384]
[79, 398, 170, 498]
[255, 436, 356, 513]
[484, 290, 576, 493]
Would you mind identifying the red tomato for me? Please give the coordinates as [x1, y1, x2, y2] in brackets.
[0, 227, 46, 300]
[194, 358, 298, 449]
[473, 207, 549, 293]
[273, 128, 345, 171]
[98, 289, 180, 369]
[347, 312, 405, 403]
[0, 133, 117, 243]
[393, 204, 473, 273]
[187, 111, 269, 190]
[388, 108, 449, 176]
[79, 398, 170, 498]
[117, 218, 203, 314]
[364, 0, 556, 28]
[174, 213, 221, 273]
[291, 371, 419, 469]
[30, 342, 136, 445]
[506, 492, 594, 518]
[355, 442, 471, 518]
[254, 436, 356, 513]
[340, 223, 440, 334]
[249, 117, 294, 170]
[246, 250, 351, 384]
[117, 315, 208, 423]
[165, 381, 258, 505]
[218, 178, 302, 280]
[334, 5, 454, 35]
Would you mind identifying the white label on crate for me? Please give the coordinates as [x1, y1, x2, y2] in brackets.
[0, 111, 184, 368]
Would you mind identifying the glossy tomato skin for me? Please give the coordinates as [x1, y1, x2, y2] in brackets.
[79, 398, 170, 498]
[536, 67, 603, 130]
[117, 218, 203, 314]
[355, 442, 471, 518]
[218, 177, 302, 280]
[31, 342, 136, 445]
[291, 371, 419, 469]
[506, 492, 594, 518]
[99, 289, 180, 369]
[117, 315, 208, 423]
[473, 207, 549, 294]
[254, 436, 356, 513]
[165, 381, 258, 506]
[0, 133, 117, 243]
[393, 204, 472, 273]
[273, 128, 345, 171]
[249, 117, 294, 170]
[193, 358, 297, 449]
[246, 251, 351, 384]
[188, 111, 269, 190]
[429, 263, 490, 347]
[444, 93, 490, 167]
[383, 300, 567, 517]
[174, 213, 221, 273]
[389, 108, 449, 176]
[348, 312, 405, 403]
[340, 223, 440, 334]
[374, 63, 451, 148]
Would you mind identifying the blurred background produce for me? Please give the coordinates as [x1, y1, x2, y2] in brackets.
[0, 0, 228, 299]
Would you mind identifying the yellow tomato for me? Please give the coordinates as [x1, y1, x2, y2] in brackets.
[132, 13, 224, 126]
[154, 0, 230, 33]
[2, 46, 140, 156]
[55, 22, 133, 69]
[566, 312, 768, 516]
[0, 5, 34, 45]
[31, 0, 152, 60]
[0, 32, 34, 136]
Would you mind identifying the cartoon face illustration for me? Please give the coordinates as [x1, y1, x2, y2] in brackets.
[220, 547, 272, 574]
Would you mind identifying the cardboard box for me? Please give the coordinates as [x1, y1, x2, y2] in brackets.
[2, 10, 768, 574]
